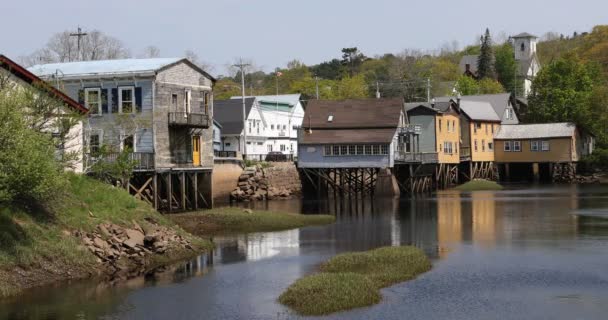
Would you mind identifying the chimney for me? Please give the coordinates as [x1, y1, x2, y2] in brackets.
[456, 94, 461, 112]
[431, 98, 436, 109]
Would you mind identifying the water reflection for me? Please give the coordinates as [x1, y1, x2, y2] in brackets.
[3, 185, 608, 320]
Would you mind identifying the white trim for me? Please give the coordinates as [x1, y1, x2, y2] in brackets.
[156, 81, 212, 90]
[118, 86, 135, 114]
[120, 132, 137, 152]
[185, 89, 192, 114]
[84, 88, 102, 116]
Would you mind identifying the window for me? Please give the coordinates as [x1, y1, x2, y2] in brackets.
[492, 124, 495, 134]
[485, 124, 488, 134]
[201, 91, 210, 114]
[122, 134, 134, 151]
[248, 120, 252, 133]
[438, 119, 442, 132]
[356, 145, 364, 155]
[541, 140, 550, 151]
[438, 143, 442, 152]
[118, 87, 134, 113]
[372, 145, 380, 155]
[365, 145, 372, 155]
[280, 144, 286, 152]
[271, 124, 275, 130]
[349, 145, 356, 155]
[333, 145, 340, 155]
[185, 89, 192, 113]
[506, 108, 513, 120]
[85, 88, 102, 115]
[504, 141, 512, 151]
[531, 141, 539, 151]
[474, 139, 478, 151]
[488, 142, 493, 151]
[283, 125, 287, 130]
[447, 120, 451, 132]
[381, 145, 389, 155]
[474, 122, 482, 134]
[257, 142, 263, 146]
[225, 142, 231, 147]
[521, 43, 525, 52]
[481, 139, 485, 152]
[341, 145, 348, 155]
[327, 115, 333, 122]
[171, 94, 178, 109]
[268, 144, 273, 152]
[89, 133, 100, 154]
[452, 120, 456, 133]
[513, 141, 521, 152]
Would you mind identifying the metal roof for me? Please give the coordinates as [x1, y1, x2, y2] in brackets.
[494, 123, 576, 139]
[512, 32, 538, 38]
[300, 128, 397, 144]
[231, 94, 301, 106]
[437, 93, 512, 122]
[459, 100, 501, 121]
[28, 58, 183, 78]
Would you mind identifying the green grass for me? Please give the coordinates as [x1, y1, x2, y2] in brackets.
[170, 207, 335, 236]
[0, 174, 212, 298]
[278, 246, 431, 316]
[454, 179, 504, 191]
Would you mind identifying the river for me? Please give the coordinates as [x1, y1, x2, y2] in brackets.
[2, 184, 608, 320]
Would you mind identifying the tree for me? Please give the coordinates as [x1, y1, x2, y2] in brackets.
[141, 46, 161, 58]
[214, 78, 242, 100]
[527, 54, 598, 134]
[477, 28, 497, 79]
[184, 50, 214, 73]
[341, 47, 367, 76]
[495, 42, 522, 95]
[310, 59, 344, 80]
[478, 78, 505, 94]
[454, 75, 479, 95]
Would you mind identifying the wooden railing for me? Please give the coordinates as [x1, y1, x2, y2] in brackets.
[460, 146, 471, 159]
[399, 124, 422, 134]
[168, 112, 210, 128]
[87, 152, 155, 170]
[244, 153, 295, 162]
[394, 152, 438, 163]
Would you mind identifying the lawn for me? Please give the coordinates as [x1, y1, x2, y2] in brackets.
[170, 207, 335, 236]
[454, 179, 504, 191]
[278, 246, 431, 316]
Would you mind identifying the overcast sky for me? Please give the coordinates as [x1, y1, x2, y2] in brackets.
[1, 0, 606, 75]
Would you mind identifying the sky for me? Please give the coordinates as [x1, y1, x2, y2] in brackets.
[1, 0, 606, 75]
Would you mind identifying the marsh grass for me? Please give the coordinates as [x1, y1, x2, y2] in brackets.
[279, 246, 431, 316]
[454, 179, 503, 191]
[170, 208, 335, 236]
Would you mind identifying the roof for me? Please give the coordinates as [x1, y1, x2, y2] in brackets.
[436, 93, 511, 121]
[28, 58, 216, 81]
[459, 101, 501, 122]
[494, 123, 576, 139]
[405, 101, 454, 113]
[213, 98, 256, 135]
[512, 32, 538, 38]
[0, 55, 87, 114]
[459, 55, 478, 74]
[231, 94, 301, 112]
[300, 98, 404, 144]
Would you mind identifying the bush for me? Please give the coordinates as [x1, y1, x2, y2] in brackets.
[0, 91, 66, 205]
[579, 148, 608, 172]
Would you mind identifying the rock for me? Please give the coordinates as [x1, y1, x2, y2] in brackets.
[125, 229, 145, 246]
[243, 209, 253, 214]
[93, 237, 110, 250]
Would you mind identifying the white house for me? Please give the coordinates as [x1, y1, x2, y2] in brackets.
[214, 94, 304, 160]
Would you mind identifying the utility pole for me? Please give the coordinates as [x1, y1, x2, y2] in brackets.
[69, 26, 88, 61]
[376, 81, 381, 99]
[426, 78, 431, 102]
[233, 59, 250, 158]
[315, 76, 320, 99]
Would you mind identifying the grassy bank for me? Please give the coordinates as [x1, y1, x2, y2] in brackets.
[454, 179, 503, 191]
[170, 208, 335, 236]
[279, 246, 431, 316]
[0, 174, 212, 299]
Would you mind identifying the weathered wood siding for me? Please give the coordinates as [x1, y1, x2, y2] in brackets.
[494, 138, 574, 163]
[408, 113, 436, 153]
[62, 79, 154, 152]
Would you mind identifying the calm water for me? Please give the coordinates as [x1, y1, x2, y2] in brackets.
[3, 184, 608, 320]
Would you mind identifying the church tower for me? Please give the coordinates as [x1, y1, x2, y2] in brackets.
[512, 32, 538, 61]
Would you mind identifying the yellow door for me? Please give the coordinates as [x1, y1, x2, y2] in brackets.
[192, 136, 200, 166]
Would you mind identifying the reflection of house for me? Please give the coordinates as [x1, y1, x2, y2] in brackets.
[215, 94, 304, 159]
[0, 55, 88, 172]
[30, 57, 216, 211]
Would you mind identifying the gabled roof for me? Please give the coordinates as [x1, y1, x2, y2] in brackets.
[231, 94, 302, 112]
[437, 93, 511, 121]
[301, 98, 404, 144]
[512, 32, 538, 38]
[494, 123, 576, 139]
[459, 101, 501, 122]
[0, 54, 87, 114]
[29, 58, 216, 82]
[213, 98, 256, 135]
[405, 101, 455, 114]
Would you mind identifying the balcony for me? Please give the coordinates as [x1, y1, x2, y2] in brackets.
[214, 150, 238, 158]
[399, 124, 422, 134]
[460, 146, 471, 160]
[168, 112, 210, 128]
[278, 131, 287, 137]
[87, 152, 155, 171]
[394, 152, 438, 164]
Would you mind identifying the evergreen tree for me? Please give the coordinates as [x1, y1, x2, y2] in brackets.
[477, 28, 497, 79]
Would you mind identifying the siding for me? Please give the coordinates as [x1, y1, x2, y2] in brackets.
[408, 114, 436, 153]
[298, 143, 394, 168]
[470, 121, 498, 162]
[62, 79, 154, 152]
[494, 138, 573, 163]
[436, 114, 460, 164]
[156, 61, 213, 88]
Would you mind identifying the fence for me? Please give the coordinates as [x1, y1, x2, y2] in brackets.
[243, 153, 296, 162]
[394, 152, 438, 163]
[214, 150, 238, 158]
[87, 152, 155, 170]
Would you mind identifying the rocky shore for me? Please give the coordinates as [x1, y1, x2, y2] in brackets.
[230, 164, 301, 202]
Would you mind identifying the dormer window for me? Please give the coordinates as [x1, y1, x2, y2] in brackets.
[327, 115, 334, 122]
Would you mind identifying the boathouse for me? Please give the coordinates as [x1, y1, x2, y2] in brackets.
[493, 123, 594, 182]
[30, 58, 216, 211]
[298, 98, 407, 196]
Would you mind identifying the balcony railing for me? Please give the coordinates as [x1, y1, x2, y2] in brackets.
[171, 150, 193, 164]
[214, 150, 238, 158]
[168, 112, 210, 128]
[460, 146, 471, 159]
[394, 152, 438, 163]
[87, 152, 155, 170]
[399, 124, 422, 134]
[278, 131, 287, 137]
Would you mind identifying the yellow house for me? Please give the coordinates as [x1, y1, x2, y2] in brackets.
[434, 102, 461, 164]
[458, 101, 501, 162]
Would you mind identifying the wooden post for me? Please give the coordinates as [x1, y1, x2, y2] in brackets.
[181, 172, 186, 211]
[167, 173, 172, 213]
[153, 174, 158, 210]
[194, 172, 199, 210]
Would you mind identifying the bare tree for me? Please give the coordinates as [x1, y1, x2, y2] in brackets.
[184, 49, 215, 73]
[140, 45, 161, 58]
